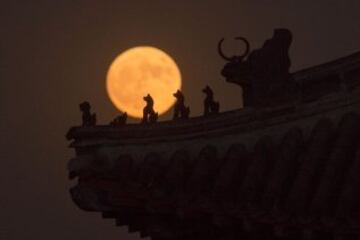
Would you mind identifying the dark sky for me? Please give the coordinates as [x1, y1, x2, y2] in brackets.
[1, 1, 360, 239]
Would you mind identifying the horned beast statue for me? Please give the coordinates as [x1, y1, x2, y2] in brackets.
[218, 28, 299, 107]
[218, 37, 250, 63]
[218, 36, 251, 88]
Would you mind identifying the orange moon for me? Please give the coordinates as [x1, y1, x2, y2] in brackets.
[106, 46, 182, 118]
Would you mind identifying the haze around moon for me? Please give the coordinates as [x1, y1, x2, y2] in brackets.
[106, 46, 182, 118]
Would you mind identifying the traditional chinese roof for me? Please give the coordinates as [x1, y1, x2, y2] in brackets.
[67, 51, 360, 240]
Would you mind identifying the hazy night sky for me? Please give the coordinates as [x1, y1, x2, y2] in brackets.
[1, 1, 360, 239]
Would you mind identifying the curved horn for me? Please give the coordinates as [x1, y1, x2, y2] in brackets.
[235, 37, 250, 58]
[217, 38, 232, 61]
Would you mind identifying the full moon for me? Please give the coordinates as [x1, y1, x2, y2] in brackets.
[106, 46, 182, 118]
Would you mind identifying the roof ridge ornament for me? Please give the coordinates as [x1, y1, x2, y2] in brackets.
[219, 28, 299, 107]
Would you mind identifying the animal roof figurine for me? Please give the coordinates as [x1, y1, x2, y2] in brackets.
[79, 101, 96, 126]
[142, 94, 158, 123]
[173, 90, 190, 120]
[203, 86, 220, 116]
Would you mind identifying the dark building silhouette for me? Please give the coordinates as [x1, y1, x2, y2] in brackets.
[67, 30, 360, 240]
